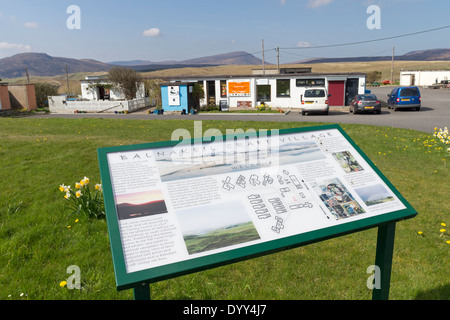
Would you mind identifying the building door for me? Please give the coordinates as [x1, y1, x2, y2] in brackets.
[328, 81, 345, 106]
[207, 81, 216, 106]
[345, 78, 359, 106]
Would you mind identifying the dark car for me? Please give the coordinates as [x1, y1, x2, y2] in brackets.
[349, 94, 381, 114]
[387, 86, 421, 111]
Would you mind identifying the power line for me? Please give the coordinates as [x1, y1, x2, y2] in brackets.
[280, 25, 450, 50]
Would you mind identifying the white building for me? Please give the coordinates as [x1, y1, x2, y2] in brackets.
[49, 76, 149, 113]
[80, 76, 146, 101]
[400, 70, 450, 87]
[164, 70, 366, 109]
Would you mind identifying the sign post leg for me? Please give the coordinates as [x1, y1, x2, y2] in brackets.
[133, 284, 151, 300]
[372, 222, 396, 300]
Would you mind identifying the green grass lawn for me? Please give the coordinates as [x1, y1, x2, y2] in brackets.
[0, 117, 448, 300]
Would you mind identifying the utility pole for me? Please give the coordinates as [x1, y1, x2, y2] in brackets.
[276, 47, 280, 74]
[65, 64, 70, 97]
[390, 46, 395, 84]
[25, 68, 30, 84]
[262, 39, 265, 75]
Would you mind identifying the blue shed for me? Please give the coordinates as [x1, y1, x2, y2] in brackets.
[161, 82, 194, 114]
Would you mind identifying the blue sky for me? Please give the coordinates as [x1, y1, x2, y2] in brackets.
[1, 0, 449, 63]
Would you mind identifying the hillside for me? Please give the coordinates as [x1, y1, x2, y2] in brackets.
[141, 60, 450, 81]
[116, 51, 270, 72]
[0, 53, 112, 78]
[0, 51, 267, 78]
[2, 49, 449, 79]
[294, 48, 450, 64]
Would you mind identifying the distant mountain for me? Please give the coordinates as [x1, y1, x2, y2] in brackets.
[0, 51, 268, 78]
[294, 48, 450, 64]
[2, 48, 448, 79]
[116, 200, 168, 220]
[108, 60, 153, 66]
[0, 53, 112, 78]
[402, 48, 450, 60]
[111, 51, 271, 72]
[180, 51, 267, 65]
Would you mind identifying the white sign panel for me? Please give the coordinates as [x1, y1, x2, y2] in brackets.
[168, 86, 180, 106]
[105, 128, 407, 274]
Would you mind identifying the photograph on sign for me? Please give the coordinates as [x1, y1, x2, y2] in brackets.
[101, 126, 411, 281]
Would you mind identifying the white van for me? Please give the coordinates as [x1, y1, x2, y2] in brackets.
[301, 87, 329, 115]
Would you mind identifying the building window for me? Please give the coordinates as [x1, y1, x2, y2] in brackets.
[276, 79, 290, 97]
[220, 80, 227, 97]
[257, 85, 271, 102]
[296, 78, 325, 87]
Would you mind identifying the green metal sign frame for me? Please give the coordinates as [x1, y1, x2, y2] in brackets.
[97, 124, 417, 300]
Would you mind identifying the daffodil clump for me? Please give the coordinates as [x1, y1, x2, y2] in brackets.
[59, 177, 105, 220]
[433, 127, 450, 156]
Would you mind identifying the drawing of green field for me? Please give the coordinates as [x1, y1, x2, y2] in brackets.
[183, 221, 260, 255]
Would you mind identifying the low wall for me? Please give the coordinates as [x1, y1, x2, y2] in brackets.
[49, 96, 150, 113]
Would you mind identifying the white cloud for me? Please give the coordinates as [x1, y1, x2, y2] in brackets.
[307, 0, 333, 8]
[280, 0, 286, 5]
[143, 28, 162, 37]
[297, 41, 313, 47]
[0, 42, 32, 52]
[24, 21, 38, 28]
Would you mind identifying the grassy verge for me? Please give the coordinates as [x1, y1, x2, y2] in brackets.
[0, 117, 448, 300]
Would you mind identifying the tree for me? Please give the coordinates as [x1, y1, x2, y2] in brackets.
[367, 71, 382, 84]
[144, 79, 164, 107]
[107, 66, 143, 100]
[34, 82, 59, 108]
[192, 83, 205, 109]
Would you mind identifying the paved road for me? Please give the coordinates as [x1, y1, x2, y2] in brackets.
[30, 86, 449, 133]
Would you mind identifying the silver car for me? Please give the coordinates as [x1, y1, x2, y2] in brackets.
[349, 94, 382, 114]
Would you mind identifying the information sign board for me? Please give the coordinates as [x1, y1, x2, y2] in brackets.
[98, 124, 416, 293]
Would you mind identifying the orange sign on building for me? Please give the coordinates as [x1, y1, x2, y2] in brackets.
[228, 81, 251, 96]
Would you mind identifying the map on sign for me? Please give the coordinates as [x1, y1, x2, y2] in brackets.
[98, 125, 415, 290]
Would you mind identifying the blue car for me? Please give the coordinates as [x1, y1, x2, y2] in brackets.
[387, 86, 421, 111]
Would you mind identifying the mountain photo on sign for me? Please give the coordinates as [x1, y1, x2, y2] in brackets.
[115, 190, 168, 220]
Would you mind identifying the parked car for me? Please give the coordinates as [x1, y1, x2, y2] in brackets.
[387, 86, 421, 111]
[349, 94, 382, 114]
[301, 88, 329, 115]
